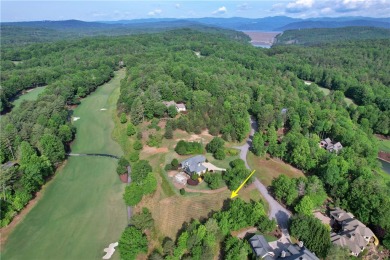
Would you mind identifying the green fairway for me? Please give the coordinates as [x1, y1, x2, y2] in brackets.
[2, 69, 127, 260]
[378, 138, 390, 153]
[12, 86, 47, 109]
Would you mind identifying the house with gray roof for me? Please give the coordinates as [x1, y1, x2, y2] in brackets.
[320, 138, 343, 153]
[249, 235, 275, 259]
[330, 208, 375, 256]
[180, 155, 207, 176]
[248, 235, 319, 260]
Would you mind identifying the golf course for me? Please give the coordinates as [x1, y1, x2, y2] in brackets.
[11, 86, 47, 109]
[2, 69, 127, 260]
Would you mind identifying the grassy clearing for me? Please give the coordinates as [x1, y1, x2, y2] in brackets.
[247, 152, 305, 186]
[315, 85, 355, 106]
[12, 86, 47, 109]
[3, 69, 127, 260]
[378, 138, 390, 153]
[130, 125, 267, 241]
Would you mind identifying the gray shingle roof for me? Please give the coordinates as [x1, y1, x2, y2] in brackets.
[249, 235, 273, 258]
[180, 155, 206, 175]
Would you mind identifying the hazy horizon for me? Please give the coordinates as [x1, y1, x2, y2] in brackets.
[2, 0, 390, 23]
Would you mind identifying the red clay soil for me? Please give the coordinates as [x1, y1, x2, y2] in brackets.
[119, 173, 128, 183]
[378, 151, 390, 163]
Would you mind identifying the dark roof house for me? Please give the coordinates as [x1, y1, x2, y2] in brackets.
[249, 235, 274, 259]
[248, 235, 319, 260]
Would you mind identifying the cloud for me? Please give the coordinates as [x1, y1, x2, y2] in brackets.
[212, 6, 227, 15]
[175, 3, 181, 9]
[237, 3, 249, 11]
[148, 9, 162, 16]
[286, 0, 314, 13]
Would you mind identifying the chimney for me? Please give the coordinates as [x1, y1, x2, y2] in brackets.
[281, 251, 286, 258]
[298, 241, 304, 248]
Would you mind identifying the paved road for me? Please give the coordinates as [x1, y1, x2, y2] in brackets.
[235, 116, 291, 230]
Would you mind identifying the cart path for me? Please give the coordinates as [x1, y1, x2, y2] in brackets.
[67, 153, 120, 159]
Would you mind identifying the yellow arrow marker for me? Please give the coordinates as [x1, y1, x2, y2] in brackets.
[230, 170, 256, 198]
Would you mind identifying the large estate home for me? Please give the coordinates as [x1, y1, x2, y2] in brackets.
[330, 208, 376, 256]
[180, 155, 226, 177]
[320, 138, 343, 153]
[249, 235, 319, 260]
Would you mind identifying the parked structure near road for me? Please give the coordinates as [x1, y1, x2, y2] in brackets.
[330, 208, 376, 256]
[249, 235, 319, 260]
[320, 138, 343, 153]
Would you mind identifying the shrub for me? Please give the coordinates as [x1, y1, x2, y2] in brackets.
[123, 183, 143, 206]
[171, 158, 179, 169]
[133, 140, 143, 150]
[129, 151, 140, 162]
[120, 113, 128, 124]
[126, 123, 136, 136]
[180, 188, 186, 195]
[225, 148, 239, 156]
[147, 134, 162, 147]
[118, 226, 148, 260]
[206, 137, 225, 154]
[136, 131, 143, 140]
[117, 156, 129, 175]
[214, 148, 226, 160]
[175, 140, 203, 155]
[204, 173, 223, 189]
[164, 164, 173, 171]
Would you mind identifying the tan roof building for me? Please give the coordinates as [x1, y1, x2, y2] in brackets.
[330, 208, 374, 256]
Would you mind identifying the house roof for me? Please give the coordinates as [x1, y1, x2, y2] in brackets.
[181, 155, 206, 174]
[249, 235, 273, 258]
[176, 103, 186, 109]
[330, 208, 374, 255]
[330, 208, 354, 222]
[281, 244, 319, 260]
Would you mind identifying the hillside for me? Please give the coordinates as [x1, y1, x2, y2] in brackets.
[275, 26, 390, 45]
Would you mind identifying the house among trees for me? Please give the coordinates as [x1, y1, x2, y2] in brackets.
[162, 101, 186, 112]
[330, 208, 376, 256]
[180, 155, 226, 177]
[249, 235, 319, 260]
[320, 138, 343, 153]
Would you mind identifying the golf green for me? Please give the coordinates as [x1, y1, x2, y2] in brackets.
[2, 69, 127, 260]
[12, 86, 47, 109]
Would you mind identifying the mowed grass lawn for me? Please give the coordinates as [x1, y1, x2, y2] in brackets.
[378, 138, 390, 153]
[2, 69, 127, 260]
[11, 86, 47, 109]
[247, 152, 305, 186]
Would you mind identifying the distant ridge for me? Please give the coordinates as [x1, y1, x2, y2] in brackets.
[3, 16, 389, 32]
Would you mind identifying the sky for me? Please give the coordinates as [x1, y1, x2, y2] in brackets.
[1, 0, 389, 22]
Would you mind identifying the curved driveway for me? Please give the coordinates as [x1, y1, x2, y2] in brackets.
[235, 116, 291, 230]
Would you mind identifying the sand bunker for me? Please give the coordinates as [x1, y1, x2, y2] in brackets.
[102, 242, 118, 259]
[72, 117, 80, 121]
[100, 108, 107, 111]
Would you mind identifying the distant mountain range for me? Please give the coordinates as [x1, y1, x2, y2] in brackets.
[3, 16, 390, 32]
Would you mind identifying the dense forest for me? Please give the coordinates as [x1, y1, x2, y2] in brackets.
[116, 28, 389, 257]
[1, 25, 389, 258]
[275, 26, 390, 45]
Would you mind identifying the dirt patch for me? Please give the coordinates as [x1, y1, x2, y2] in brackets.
[378, 151, 390, 163]
[313, 211, 332, 226]
[175, 129, 213, 142]
[232, 226, 257, 239]
[119, 173, 128, 183]
[143, 146, 169, 154]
